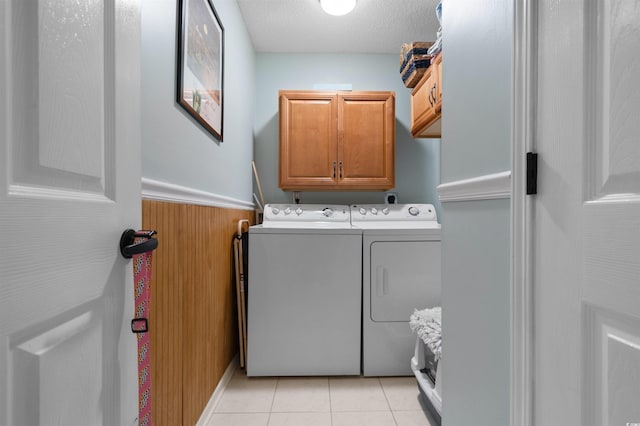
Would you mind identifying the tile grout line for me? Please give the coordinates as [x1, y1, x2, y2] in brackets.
[266, 376, 280, 425]
[327, 377, 334, 426]
[378, 377, 401, 426]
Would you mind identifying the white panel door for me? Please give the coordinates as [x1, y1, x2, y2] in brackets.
[0, 1, 141, 425]
[535, 1, 640, 425]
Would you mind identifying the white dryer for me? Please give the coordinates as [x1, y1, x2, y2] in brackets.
[351, 204, 441, 376]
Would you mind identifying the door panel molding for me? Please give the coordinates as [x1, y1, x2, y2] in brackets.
[11, 307, 106, 425]
[7, 0, 115, 198]
[8, 184, 115, 202]
[583, 305, 640, 426]
[586, 0, 640, 202]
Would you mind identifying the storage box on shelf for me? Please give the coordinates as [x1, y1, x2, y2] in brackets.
[400, 42, 434, 66]
[399, 42, 435, 89]
[410, 52, 442, 138]
[401, 54, 435, 88]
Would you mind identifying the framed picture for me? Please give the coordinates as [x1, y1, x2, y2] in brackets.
[177, 0, 224, 141]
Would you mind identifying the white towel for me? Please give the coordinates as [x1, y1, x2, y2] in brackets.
[409, 307, 442, 361]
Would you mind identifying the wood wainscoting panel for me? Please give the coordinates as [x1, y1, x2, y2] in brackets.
[142, 200, 254, 426]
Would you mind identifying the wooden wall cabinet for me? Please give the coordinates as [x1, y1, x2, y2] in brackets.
[411, 52, 442, 138]
[278, 90, 395, 191]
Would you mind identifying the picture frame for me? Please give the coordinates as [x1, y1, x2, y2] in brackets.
[177, 0, 224, 141]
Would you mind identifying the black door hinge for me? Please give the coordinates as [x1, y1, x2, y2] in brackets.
[526, 152, 538, 195]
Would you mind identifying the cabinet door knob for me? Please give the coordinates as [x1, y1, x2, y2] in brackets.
[339, 161, 343, 178]
[333, 161, 337, 178]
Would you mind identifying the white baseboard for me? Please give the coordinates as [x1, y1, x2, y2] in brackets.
[142, 178, 255, 210]
[196, 355, 240, 426]
[437, 171, 511, 202]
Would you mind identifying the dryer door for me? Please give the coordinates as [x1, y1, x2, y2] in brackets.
[370, 241, 441, 322]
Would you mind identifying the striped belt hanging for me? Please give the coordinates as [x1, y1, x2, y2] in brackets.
[120, 229, 158, 426]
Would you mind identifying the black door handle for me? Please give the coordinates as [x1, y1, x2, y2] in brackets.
[120, 229, 158, 258]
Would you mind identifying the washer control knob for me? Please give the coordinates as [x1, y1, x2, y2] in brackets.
[284, 207, 292, 215]
[295, 207, 303, 216]
[408, 206, 420, 216]
[382, 208, 390, 215]
[322, 208, 334, 218]
[371, 207, 378, 215]
[359, 207, 367, 216]
[271, 207, 280, 215]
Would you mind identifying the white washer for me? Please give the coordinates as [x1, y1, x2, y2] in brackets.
[351, 204, 441, 376]
[247, 204, 362, 376]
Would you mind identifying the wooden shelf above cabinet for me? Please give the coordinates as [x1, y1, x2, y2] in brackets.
[411, 52, 442, 138]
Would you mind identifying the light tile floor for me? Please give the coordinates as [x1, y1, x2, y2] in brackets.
[207, 368, 437, 426]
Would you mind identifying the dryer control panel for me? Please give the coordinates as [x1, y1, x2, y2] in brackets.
[350, 204, 439, 229]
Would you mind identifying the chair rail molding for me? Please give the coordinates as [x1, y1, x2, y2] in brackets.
[437, 171, 511, 203]
[142, 177, 254, 210]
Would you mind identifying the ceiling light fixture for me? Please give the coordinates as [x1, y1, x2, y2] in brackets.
[320, 0, 356, 16]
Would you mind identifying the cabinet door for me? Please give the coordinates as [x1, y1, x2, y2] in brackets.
[411, 67, 436, 134]
[338, 92, 395, 190]
[279, 91, 338, 189]
[410, 53, 442, 138]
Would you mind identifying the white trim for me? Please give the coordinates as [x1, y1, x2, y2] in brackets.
[437, 171, 511, 203]
[141, 178, 255, 210]
[195, 355, 239, 426]
[510, 1, 536, 425]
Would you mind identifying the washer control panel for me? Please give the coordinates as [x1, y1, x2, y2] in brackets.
[262, 204, 351, 228]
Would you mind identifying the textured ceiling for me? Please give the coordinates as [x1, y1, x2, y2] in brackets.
[236, 0, 441, 54]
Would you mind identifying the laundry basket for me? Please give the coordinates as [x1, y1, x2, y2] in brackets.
[411, 337, 442, 425]
[409, 306, 442, 424]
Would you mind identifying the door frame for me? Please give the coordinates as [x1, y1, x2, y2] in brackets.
[510, 0, 537, 425]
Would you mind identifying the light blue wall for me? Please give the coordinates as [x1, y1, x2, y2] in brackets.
[440, 200, 510, 425]
[254, 54, 441, 215]
[141, 0, 255, 202]
[441, 1, 512, 182]
[440, 0, 512, 425]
